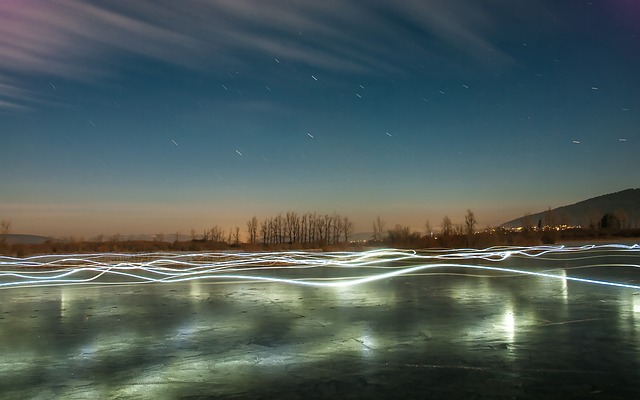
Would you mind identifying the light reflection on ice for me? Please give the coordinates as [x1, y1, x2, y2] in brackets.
[502, 305, 515, 343]
[560, 269, 568, 303]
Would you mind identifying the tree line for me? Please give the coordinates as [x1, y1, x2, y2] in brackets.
[195, 212, 354, 246]
[3, 207, 640, 256]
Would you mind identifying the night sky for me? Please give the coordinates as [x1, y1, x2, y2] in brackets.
[1, 0, 639, 238]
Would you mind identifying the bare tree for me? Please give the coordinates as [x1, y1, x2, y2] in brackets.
[301, 213, 308, 243]
[260, 220, 268, 244]
[465, 209, 476, 234]
[388, 224, 410, 243]
[286, 211, 298, 244]
[293, 213, 301, 243]
[454, 224, 465, 236]
[309, 212, 317, 243]
[424, 220, 433, 237]
[441, 216, 452, 237]
[322, 214, 332, 243]
[373, 215, 385, 241]
[252, 210, 355, 247]
[246, 216, 258, 244]
[274, 213, 283, 244]
[1, 220, 10, 236]
[283, 212, 291, 243]
[210, 226, 224, 242]
[316, 215, 326, 244]
[330, 213, 340, 244]
[342, 216, 354, 243]
[269, 217, 276, 244]
[464, 209, 476, 246]
[0, 220, 11, 251]
[233, 226, 240, 245]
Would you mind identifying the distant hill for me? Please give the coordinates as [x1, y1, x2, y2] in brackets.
[1, 234, 51, 245]
[501, 188, 640, 229]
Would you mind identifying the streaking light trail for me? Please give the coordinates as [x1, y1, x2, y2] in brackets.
[0, 244, 639, 290]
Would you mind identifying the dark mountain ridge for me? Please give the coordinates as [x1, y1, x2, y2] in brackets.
[501, 188, 640, 229]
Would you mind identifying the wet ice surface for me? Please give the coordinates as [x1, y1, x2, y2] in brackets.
[1, 247, 640, 399]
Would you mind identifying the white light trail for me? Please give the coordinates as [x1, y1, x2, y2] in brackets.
[0, 245, 639, 290]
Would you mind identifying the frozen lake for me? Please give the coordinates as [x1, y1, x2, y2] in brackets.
[1, 245, 639, 399]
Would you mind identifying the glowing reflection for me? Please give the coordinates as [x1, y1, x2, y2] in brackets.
[358, 326, 376, 356]
[632, 295, 640, 334]
[189, 280, 202, 302]
[60, 286, 72, 318]
[560, 269, 568, 303]
[502, 305, 516, 343]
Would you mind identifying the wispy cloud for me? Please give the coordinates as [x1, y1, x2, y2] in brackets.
[0, 0, 538, 111]
[0, 99, 27, 112]
[0, 79, 42, 112]
[0, 0, 198, 76]
[0, 0, 201, 110]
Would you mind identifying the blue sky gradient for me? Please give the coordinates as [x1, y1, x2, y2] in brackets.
[1, 0, 639, 237]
